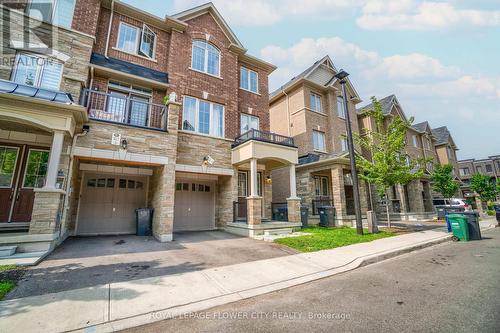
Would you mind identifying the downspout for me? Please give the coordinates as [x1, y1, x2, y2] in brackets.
[58, 129, 89, 239]
[281, 87, 291, 136]
[104, 0, 115, 59]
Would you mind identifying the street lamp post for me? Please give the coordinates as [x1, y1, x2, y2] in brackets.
[334, 70, 363, 235]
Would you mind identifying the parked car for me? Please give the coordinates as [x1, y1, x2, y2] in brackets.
[433, 198, 473, 212]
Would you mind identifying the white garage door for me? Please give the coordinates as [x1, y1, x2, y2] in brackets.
[77, 173, 147, 235]
[174, 181, 215, 232]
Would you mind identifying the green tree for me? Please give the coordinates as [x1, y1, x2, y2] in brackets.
[355, 97, 429, 227]
[470, 174, 497, 207]
[431, 164, 460, 202]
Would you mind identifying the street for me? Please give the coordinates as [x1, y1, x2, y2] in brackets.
[125, 227, 500, 333]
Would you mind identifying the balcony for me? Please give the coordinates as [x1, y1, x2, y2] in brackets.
[80, 89, 168, 131]
[232, 129, 295, 148]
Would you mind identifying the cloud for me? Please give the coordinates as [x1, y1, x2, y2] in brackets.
[357, 0, 500, 30]
[172, 0, 362, 26]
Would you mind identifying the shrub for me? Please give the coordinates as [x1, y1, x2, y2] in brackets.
[487, 210, 495, 216]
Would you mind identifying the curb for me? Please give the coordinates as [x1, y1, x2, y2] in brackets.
[83, 234, 452, 333]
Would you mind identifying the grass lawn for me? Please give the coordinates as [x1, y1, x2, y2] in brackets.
[274, 226, 397, 252]
[0, 265, 24, 300]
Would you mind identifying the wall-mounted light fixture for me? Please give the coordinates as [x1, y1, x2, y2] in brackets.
[266, 175, 272, 184]
[121, 139, 128, 150]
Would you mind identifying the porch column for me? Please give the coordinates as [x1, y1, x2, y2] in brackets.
[288, 164, 299, 199]
[249, 158, 258, 197]
[44, 131, 64, 189]
[247, 158, 261, 225]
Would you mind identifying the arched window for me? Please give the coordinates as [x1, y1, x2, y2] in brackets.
[191, 40, 220, 76]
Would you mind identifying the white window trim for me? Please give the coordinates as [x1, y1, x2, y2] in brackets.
[239, 67, 259, 94]
[116, 22, 157, 61]
[313, 130, 326, 152]
[0, 146, 20, 189]
[27, 0, 76, 29]
[240, 113, 260, 134]
[314, 176, 329, 197]
[337, 96, 346, 119]
[139, 23, 157, 59]
[310, 93, 322, 113]
[412, 135, 419, 148]
[182, 96, 225, 138]
[21, 148, 50, 189]
[11, 52, 64, 90]
[190, 40, 222, 78]
[340, 136, 348, 152]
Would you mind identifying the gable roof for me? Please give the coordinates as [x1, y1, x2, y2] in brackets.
[357, 94, 396, 115]
[412, 121, 429, 133]
[172, 2, 244, 49]
[269, 55, 361, 103]
[431, 126, 458, 148]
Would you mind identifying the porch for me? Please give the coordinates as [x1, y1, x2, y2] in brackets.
[228, 129, 301, 237]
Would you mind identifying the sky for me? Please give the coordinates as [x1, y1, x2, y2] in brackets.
[123, 0, 500, 160]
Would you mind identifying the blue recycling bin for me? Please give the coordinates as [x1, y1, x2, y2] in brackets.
[445, 211, 452, 232]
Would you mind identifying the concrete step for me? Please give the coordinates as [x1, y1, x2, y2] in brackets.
[0, 245, 17, 257]
[0, 251, 48, 266]
[264, 228, 294, 237]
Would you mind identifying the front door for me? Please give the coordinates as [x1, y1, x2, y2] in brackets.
[0, 145, 49, 223]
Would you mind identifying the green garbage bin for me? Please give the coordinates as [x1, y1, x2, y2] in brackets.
[448, 214, 469, 242]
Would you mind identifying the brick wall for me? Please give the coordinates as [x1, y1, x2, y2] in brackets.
[72, 0, 101, 36]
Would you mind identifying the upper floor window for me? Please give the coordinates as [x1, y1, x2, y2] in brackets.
[340, 136, 348, 152]
[28, 0, 76, 29]
[312, 130, 326, 152]
[191, 40, 220, 76]
[310, 93, 322, 113]
[485, 164, 493, 173]
[117, 22, 156, 59]
[182, 96, 224, 137]
[240, 113, 259, 134]
[476, 166, 483, 174]
[12, 53, 63, 90]
[459, 167, 469, 176]
[412, 135, 419, 148]
[405, 155, 411, 167]
[240, 67, 258, 93]
[337, 96, 346, 118]
[447, 146, 454, 159]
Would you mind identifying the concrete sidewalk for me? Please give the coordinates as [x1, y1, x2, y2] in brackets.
[0, 226, 493, 333]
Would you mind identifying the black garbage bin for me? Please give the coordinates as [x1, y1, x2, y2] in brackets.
[300, 206, 309, 227]
[136, 208, 154, 236]
[462, 211, 482, 240]
[495, 205, 500, 225]
[318, 206, 336, 227]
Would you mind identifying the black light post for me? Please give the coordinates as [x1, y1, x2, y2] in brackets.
[334, 70, 363, 235]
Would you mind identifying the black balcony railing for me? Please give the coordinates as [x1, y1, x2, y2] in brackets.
[80, 89, 168, 131]
[232, 129, 295, 148]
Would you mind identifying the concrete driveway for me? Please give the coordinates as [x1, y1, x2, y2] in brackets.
[5, 231, 297, 300]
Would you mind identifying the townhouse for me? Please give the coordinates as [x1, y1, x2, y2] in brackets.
[357, 95, 435, 220]
[269, 56, 372, 226]
[458, 155, 500, 204]
[0, 1, 299, 258]
[431, 126, 460, 178]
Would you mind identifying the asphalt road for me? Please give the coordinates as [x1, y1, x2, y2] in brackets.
[124, 228, 500, 333]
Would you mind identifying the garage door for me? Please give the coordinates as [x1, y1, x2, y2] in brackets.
[77, 173, 147, 235]
[174, 181, 215, 232]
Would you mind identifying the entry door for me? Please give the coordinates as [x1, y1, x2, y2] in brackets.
[0, 146, 20, 222]
[78, 174, 147, 235]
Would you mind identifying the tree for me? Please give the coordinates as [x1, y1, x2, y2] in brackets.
[355, 97, 429, 227]
[470, 174, 497, 207]
[431, 164, 460, 202]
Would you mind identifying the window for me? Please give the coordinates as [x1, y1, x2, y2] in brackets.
[312, 130, 326, 152]
[476, 166, 483, 174]
[459, 167, 470, 176]
[240, 67, 258, 93]
[12, 53, 63, 90]
[405, 155, 411, 167]
[117, 23, 156, 59]
[485, 164, 493, 173]
[425, 138, 431, 150]
[310, 93, 322, 112]
[0, 147, 18, 188]
[107, 81, 152, 127]
[238, 172, 247, 197]
[340, 136, 348, 152]
[182, 96, 224, 137]
[191, 40, 220, 76]
[314, 176, 329, 197]
[447, 146, 454, 159]
[412, 135, 419, 148]
[23, 150, 49, 188]
[240, 114, 259, 134]
[337, 96, 346, 118]
[28, 0, 76, 29]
